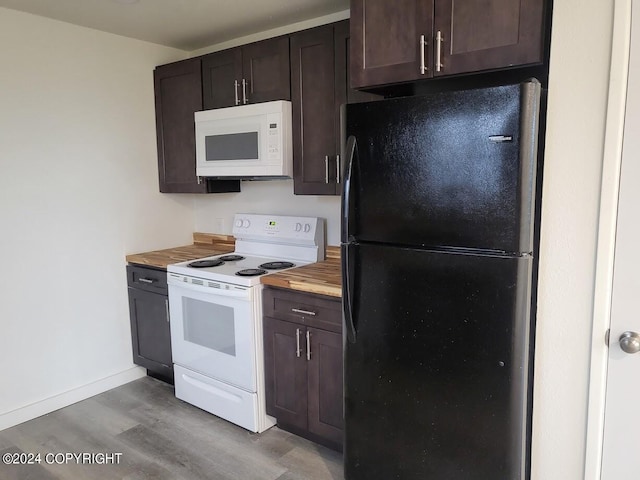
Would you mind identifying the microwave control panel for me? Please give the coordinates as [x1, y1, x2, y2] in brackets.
[266, 113, 281, 160]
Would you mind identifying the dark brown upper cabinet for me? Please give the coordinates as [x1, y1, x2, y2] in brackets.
[154, 58, 240, 193]
[202, 36, 291, 110]
[350, 0, 547, 88]
[291, 20, 380, 196]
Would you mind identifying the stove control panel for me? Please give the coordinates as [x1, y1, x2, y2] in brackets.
[232, 214, 323, 245]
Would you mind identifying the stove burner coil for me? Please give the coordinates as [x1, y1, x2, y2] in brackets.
[259, 261, 295, 270]
[218, 255, 245, 261]
[235, 268, 267, 277]
[188, 259, 224, 268]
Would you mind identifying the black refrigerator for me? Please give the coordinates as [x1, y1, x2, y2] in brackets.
[341, 81, 541, 480]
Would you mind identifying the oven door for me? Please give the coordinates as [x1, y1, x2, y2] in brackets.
[168, 281, 257, 393]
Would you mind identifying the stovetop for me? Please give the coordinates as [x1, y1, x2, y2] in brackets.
[168, 214, 325, 287]
[167, 252, 309, 287]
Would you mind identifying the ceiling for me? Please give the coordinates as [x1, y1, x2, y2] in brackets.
[0, 0, 349, 51]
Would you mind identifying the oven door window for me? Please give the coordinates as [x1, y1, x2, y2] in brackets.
[183, 298, 236, 356]
[205, 132, 259, 161]
[169, 287, 256, 392]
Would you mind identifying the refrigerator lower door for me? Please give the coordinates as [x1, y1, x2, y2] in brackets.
[344, 243, 532, 480]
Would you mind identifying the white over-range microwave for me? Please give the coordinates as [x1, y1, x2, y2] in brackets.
[195, 100, 292, 178]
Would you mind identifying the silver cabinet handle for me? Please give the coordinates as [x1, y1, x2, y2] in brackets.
[234, 80, 240, 105]
[325, 156, 330, 183]
[291, 308, 316, 316]
[138, 278, 155, 284]
[241, 78, 248, 104]
[306, 330, 311, 361]
[197, 176, 202, 185]
[296, 328, 302, 358]
[420, 35, 428, 74]
[336, 154, 341, 184]
[436, 30, 443, 73]
[165, 298, 170, 323]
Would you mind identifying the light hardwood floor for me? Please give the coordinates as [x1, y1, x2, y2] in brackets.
[0, 377, 343, 480]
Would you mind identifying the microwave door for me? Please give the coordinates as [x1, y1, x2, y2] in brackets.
[204, 131, 259, 163]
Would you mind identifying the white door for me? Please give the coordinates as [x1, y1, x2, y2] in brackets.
[601, 2, 640, 477]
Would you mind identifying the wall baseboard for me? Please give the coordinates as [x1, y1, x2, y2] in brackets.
[0, 367, 146, 432]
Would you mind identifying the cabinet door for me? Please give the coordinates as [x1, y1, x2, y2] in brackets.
[350, 0, 434, 88]
[154, 58, 207, 193]
[307, 327, 344, 448]
[434, 0, 545, 76]
[202, 48, 243, 109]
[334, 20, 382, 184]
[263, 317, 308, 431]
[291, 25, 338, 195]
[128, 288, 173, 379]
[242, 36, 291, 104]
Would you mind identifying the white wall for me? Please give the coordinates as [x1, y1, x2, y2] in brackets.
[532, 1, 614, 479]
[0, 8, 193, 429]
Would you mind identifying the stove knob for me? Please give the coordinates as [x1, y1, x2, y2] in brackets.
[304, 223, 311, 233]
[295, 222, 302, 232]
[242, 219, 251, 228]
[235, 219, 243, 228]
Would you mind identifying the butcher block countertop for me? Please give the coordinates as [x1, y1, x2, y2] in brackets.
[125, 233, 235, 270]
[260, 246, 342, 298]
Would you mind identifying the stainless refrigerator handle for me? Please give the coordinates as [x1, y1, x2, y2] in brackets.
[242, 78, 248, 104]
[306, 330, 311, 361]
[336, 154, 341, 184]
[435, 31, 443, 72]
[325, 156, 330, 184]
[234, 80, 240, 105]
[420, 35, 428, 74]
[296, 328, 302, 358]
[165, 298, 170, 323]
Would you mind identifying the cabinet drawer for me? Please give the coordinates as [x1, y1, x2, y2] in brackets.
[126, 265, 168, 294]
[263, 288, 341, 333]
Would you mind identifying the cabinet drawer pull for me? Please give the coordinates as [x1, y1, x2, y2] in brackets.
[165, 298, 170, 323]
[420, 35, 428, 74]
[306, 330, 311, 361]
[291, 308, 316, 316]
[296, 328, 302, 358]
[435, 30, 443, 72]
[336, 154, 341, 184]
[138, 278, 155, 284]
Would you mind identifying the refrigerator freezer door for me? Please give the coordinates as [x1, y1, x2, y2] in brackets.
[344, 81, 540, 254]
[344, 243, 532, 480]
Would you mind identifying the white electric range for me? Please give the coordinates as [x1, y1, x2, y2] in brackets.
[167, 214, 325, 433]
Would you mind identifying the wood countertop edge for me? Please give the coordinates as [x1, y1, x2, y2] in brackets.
[261, 278, 342, 298]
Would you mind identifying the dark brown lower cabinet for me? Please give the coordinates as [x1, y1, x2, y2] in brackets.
[127, 265, 173, 383]
[263, 288, 343, 450]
